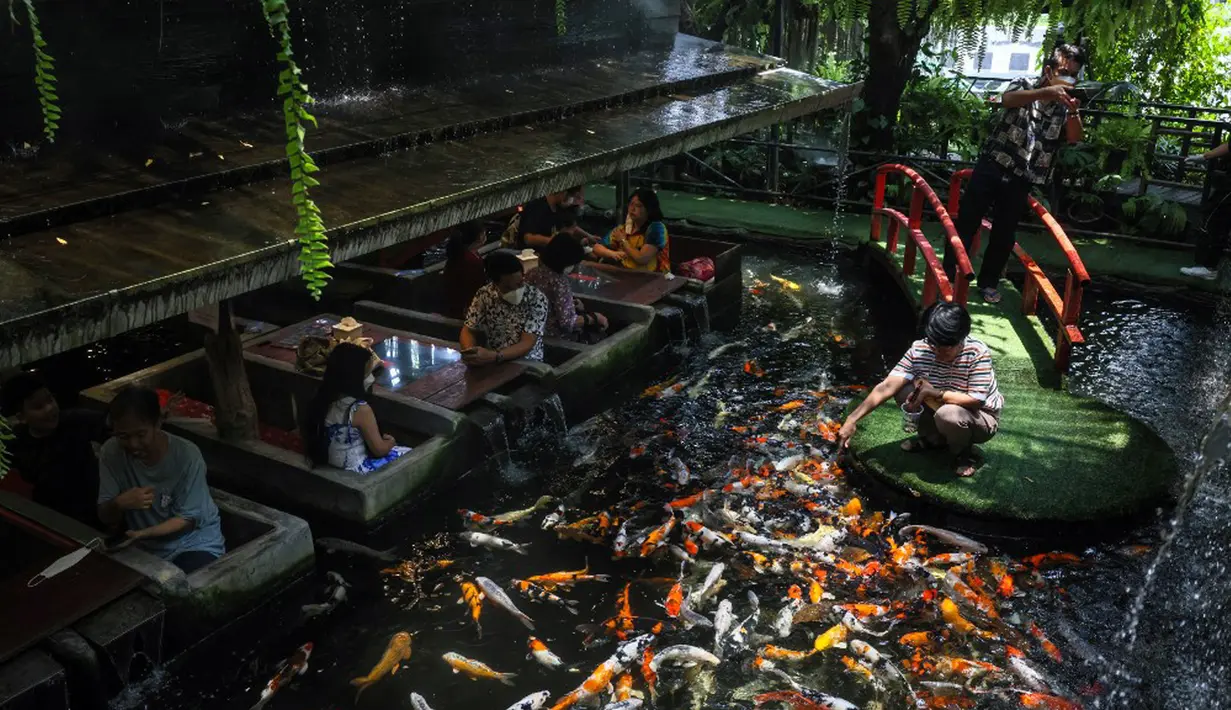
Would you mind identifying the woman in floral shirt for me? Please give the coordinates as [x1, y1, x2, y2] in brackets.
[525, 235, 609, 339]
[460, 251, 550, 364]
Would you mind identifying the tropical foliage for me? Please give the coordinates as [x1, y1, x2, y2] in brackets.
[260, 0, 331, 299]
[13, 0, 59, 142]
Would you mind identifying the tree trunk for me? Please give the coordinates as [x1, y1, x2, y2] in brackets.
[853, 0, 937, 154]
[785, 1, 820, 72]
[203, 304, 259, 442]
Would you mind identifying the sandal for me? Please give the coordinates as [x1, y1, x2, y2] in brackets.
[979, 287, 1002, 304]
[955, 455, 980, 477]
[901, 437, 944, 453]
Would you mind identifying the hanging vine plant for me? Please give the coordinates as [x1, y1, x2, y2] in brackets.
[14, 0, 60, 142]
[556, 0, 566, 36]
[260, 0, 331, 299]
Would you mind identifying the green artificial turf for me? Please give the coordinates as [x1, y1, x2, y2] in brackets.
[847, 246, 1177, 522]
[585, 184, 1226, 294]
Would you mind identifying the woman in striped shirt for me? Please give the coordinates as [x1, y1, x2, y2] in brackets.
[838, 302, 1001, 478]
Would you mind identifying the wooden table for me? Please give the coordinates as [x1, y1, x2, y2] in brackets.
[572, 262, 688, 305]
[0, 530, 143, 664]
[246, 315, 526, 411]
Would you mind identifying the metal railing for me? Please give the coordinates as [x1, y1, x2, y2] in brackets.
[949, 169, 1090, 372]
[871, 164, 975, 307]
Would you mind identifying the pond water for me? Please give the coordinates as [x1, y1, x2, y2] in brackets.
[67, 246, 1229, 710]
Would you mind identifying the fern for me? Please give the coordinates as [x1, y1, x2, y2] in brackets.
[259, 0, 331, 299]
[21, 0, 59, 142]
[556, 0, 566, 36]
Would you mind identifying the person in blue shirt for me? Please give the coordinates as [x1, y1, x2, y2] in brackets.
[96, 385, 225, 574]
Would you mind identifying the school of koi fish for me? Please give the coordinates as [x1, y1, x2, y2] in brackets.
[248, 268, 1107, 710]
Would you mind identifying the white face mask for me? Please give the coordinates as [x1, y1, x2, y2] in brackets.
[563, 265, 575, 275]
[29, 546, 93, 587]
[364, 374, 376, 389]
[1054, 74, 1076, 86]
[501, 286, 526, 306]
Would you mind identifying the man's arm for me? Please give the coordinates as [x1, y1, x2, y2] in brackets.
[500, 332, 540, 360]
[522, 232, 553, 248]
[837, 375, 908, 448]
[459, 325, 479, 351]
[127, 516, 192, 540]
[1202, 142, 1230, 160]
[1001, 84, 1070, 109]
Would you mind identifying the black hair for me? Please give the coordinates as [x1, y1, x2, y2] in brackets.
[301, 341, 374, 466]
[1, 371, 49, 417]
[484, 250, 524, 282]
[629, 188, 665, 225]
[540, 233, 585, 273]
[922, 302, 972, 347]
[445, 221, 485, 262]
[109, 384, 163, 425]
[1045, 43, 1086, 72]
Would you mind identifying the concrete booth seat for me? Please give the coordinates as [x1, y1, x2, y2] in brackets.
[0, 488, 311, 652]
[79, 343, 477, 529]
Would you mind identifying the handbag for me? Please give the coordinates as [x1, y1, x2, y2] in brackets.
[677, 256, 716, 282]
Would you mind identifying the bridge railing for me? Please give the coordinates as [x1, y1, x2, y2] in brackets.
[948, 169, 1091, 372]
[871, 163, 975, 307]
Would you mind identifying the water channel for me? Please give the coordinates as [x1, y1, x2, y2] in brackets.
[48, 245, 1231, 710]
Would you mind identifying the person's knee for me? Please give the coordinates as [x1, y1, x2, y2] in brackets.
[934, 404, 972, 430]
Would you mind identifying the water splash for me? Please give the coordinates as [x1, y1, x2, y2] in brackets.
[540, 393, 569, 432]
[826, 104, 853, 251]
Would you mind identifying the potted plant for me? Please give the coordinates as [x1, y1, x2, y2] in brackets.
[1122, 194, 1189, 241]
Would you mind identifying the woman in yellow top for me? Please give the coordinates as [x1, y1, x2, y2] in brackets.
[591, 188, 671, 273]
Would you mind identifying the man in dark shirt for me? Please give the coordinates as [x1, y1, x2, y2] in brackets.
[1, 372, 107, 528]
[1181, 141, 1230, 281]
[945, 44, 1085, 304]
[515, 187, 595, 249]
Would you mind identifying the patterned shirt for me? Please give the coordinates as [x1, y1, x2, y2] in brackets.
[983, 77, 1071, 185]
[464, 282, 549, 361]
[524, 266, 579, 337]
[889, 338, 1004, 414]
[602, 221, 671, 273]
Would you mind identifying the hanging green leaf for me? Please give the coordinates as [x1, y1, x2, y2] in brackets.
[555, 0, 566, 36]
[20, 0, 59, 142]
[260, 0, 331, 299]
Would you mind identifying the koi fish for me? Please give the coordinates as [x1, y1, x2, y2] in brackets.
[458, 532, 530, 555]
[526, 561, 611, 589]
[551, 653, 623, 710]
[1018, 692, 1082, 709]
[475, 577, 535, 630]
[840, 655, 875, 681]
[541, 503, 566, 530]
[683, 521, 732, 550]
[409, 692, 436, 710]
[458, 581, 484, 638]
[1023, 552, 1082, 568]
[250, 642, 312, 710]
[316, 537, 397, 562]
[664, 578, 685, 619]
[442, 652, 517, 685]
[1029, 622, 1063, 662]
[753, 689, 858, 709]
[944, 568, 1000, 620]
[638, 514, 676, 557]
[707, 340, 746, 360]
[529, 636, 565, 669]
[648, 645, 720, 672]
[492, 495, 556, 525]
[506, 691, 552, 710]
[898, 631, 937, 649]
[990, 559, 1015, 598]
[939, 597, 995, 639]
[459, 509, 508, 529]
[835, 603, 890, 618]
[924, 552, 974, 567]
[813, 623, 849, 652]
[769, 274, 802, 291]
[512, 579, 580, 615]
[897, 525, 988, 554]
[351, 632, 412, 700]
[760, 644, 816, 662]
[933, 656, 1002, 678]
[613, 673, 634, 701]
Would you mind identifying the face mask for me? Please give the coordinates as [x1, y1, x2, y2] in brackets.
[563, 266, 575, 275]
[502, 286, 526, 306]
[1054, 74, 1076, 86]
[28, 546, 93, 587]
[364, 374, 376, 389]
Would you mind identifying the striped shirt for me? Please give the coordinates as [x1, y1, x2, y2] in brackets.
[889, 338, 1004, 414]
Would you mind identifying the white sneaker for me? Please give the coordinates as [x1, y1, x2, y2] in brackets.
[1180, 266, 1218, 280]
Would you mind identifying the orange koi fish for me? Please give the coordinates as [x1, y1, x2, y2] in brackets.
[458, 509, 507, 528]
[1028, 622, 1063, 663]
[1019, 692, 1083, 709]
[841, 655, 874, 681]
[252, 642, 312, 710]
[898, 631, 937, 649]
[639, 515, 676, 557]
[925, 552, 974, 567]
[351, 632, 412, 700]
[526, 561, 611, 590]
[939, 597, 995, 639]
[1023, 552, 1082, 568]
[551, 655, 622, 710]
[641, 647, 658, 701]
[744, 360, 766, 377]
[614, 673, 634, 702]
[840, 498, 862, 516]
[664, 579, 684, 619]
[753, 690, 858, 709]
[945, 569, 1000, 620]
[614, 583, 635, 639]
[667, 491, 706, 509]
[990, 559, 1015, 598]
[934, 656, 1002, 678]
[777, 400, 806, 412]
[641, 377, 678, 398]
[761, 644, 816, 662]
[836, 603, 890, 618]
[458, 581, 484, 638]
[808, 579, 824, 604]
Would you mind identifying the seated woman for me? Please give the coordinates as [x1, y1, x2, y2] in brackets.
[525, 235, 609, 341]
[442, 221, 488, 319]
[590, 188, 671, 273]
[302, 342, 412, 474]
[97, 385, 226, 574]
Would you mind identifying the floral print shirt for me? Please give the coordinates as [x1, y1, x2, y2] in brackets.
[463, 282, 549, 361]
[524, 266, 578, 337]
